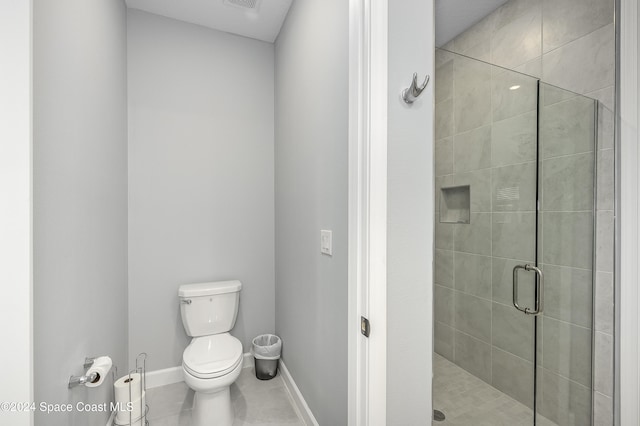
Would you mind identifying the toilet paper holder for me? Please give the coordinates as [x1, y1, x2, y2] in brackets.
[83, 357, 97, 369]
[68, 367, 99, 388]
[68, 356, 111, 389]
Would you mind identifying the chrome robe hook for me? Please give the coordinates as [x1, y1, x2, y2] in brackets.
[402, 72, 430, 104]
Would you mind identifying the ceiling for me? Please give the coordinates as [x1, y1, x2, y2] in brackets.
[435, 0, 509, 47]
[125, 0, 508, 49]
[125, 0, 293, 43]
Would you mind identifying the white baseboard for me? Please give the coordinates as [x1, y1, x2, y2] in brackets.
[145, 366, 183, 389]
[242, 352, 253, 368]
[279, 360, 319, 426]
[145, 353, 254, 389]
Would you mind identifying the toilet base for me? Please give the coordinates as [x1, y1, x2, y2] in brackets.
[192, 387, 234, 426]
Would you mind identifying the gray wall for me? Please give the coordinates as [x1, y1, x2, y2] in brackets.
[127, 10, 275, 370]
[435, 0, 616, 424]
[274, 0, 348, 424]
[33, 0, 128, 425]
[387, 0, 435, 424]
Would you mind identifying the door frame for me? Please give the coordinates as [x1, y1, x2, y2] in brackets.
[616, 0, 640, 424]
[0, 1, 34, 425]
[348, 0, 388, 424]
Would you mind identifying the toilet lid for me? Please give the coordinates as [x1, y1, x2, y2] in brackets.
[183, 333, 243, 379]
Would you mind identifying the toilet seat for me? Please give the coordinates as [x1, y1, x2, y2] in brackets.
[183, 333, 243, 379]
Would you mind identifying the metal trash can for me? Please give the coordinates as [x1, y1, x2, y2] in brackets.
[252, 334, 282, 380]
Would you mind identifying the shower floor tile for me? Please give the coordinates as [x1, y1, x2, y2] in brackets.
[145, 366, 306, 426]
[433, 353, 557, 426]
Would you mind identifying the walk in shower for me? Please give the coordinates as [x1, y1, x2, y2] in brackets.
[432, 1, 616, 424]
[434, 48, 600, 425]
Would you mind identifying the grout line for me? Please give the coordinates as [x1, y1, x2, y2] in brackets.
[491, 108, 537, 126]
[538, 366, 593, 392]
[541, 22, 615, 58]
[436, 247, 598, 272]
[452, 123, 492, 140]
[542, 314, 593, 332]
[540, 150, 597, 162]
[491, 159, 538, 170]
[594, 390, 614, 400]
[541, 210, 598, 213]
[584, 85, 616, 110]
[451, 56, 457, 365]
[488, 66, 494, 384]
[596, 330, 615, 338]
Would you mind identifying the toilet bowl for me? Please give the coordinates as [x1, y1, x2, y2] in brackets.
[182, 334, 243, 426]
[178, 281, 243, 426]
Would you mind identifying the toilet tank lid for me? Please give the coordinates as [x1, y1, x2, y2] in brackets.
[179, 280, 242, 298]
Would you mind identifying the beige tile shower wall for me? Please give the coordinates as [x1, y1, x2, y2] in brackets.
[435, 0, 615, 424]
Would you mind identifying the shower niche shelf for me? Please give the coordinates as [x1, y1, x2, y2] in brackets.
[439, 185, 470, 224]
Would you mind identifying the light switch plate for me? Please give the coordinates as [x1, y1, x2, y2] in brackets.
[320, 230, 332, 256]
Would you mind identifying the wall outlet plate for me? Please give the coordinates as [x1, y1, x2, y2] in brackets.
[320, 230, 332, 256]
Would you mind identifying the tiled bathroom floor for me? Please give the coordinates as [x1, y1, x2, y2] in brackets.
[145, 366, 306, 426]
[433, 354, 556, 426]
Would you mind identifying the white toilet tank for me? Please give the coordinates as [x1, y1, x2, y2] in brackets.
[179, 280, 242, 337]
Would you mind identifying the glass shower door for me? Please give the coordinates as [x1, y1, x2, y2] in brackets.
[434, 49, 597, 426]
[434, 49, 540, 424]
[534, 83, 597, 426]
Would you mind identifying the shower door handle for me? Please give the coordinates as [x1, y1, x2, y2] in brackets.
[512, 264, 544, 315]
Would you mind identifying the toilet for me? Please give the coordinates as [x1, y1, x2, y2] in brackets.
[179, 280, 243, 426]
